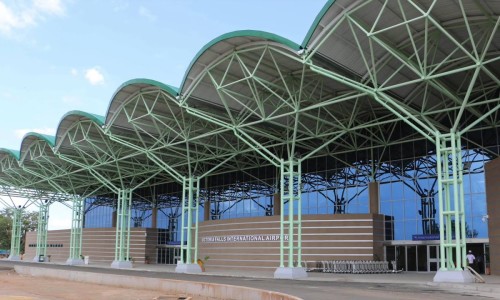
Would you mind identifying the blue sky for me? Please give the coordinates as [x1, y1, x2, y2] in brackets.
[0, 0, 327, 229]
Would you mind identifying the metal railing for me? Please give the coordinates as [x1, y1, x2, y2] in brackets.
[319, 260, 401, 274]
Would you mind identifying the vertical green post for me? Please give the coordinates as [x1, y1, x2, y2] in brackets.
[186, 177, 193, 264]
[194, 177, 200, 263]
[287, 158, 294, 268]
[67, 197, 84, 265]
[179, 177, 187, 264]
[8, 207, 23, 261]
[274, 158, 307, 279]
[457, 136, 467, 268]
[435, 135, 446, 270]
[297, 160, 303, 266]
[175, 176, 202, 273]
[279, 159, 285, 267]
[433, 131, 473, 282]
[450, 132, 462, 270]
[111, 188, 133, 268]
[33, 202, 49, 262]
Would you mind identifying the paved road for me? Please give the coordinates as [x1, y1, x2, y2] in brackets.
[1, 260, 498, 299]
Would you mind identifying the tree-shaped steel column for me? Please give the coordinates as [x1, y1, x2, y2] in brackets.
[32, 201, 50, 262]
[175, 176, 201, 273]
[275, 158, 304, 277]
[111, 188, 133, 268]
[8, 207, 23, 261]
[66, 196, 85, 265]
[303, 0, 499, 282]
[54, 112, 167, 269]
[433, 131, 471, 281]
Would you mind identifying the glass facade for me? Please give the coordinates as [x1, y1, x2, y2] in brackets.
[83, 148, 490, 244]
[80, 145, 492, 270]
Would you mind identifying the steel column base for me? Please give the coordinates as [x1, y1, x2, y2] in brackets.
[175, 263, 202, 273]
[7, 255, 21, 261]
[433, 269, 474, 283]
[32, 256, 43, 262]
[66, 258, 85, 266]
[110, 260, 133, 269]
[274, 267, 308, 279]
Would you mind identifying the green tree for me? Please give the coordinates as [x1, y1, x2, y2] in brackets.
[0, 214, 11, 250]
[0, 208, 39, 253]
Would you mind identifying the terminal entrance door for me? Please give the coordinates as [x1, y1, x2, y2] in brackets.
[428, 245, 439, 271]
[387, 244, 439, 272]
[157, 246, 182, 264]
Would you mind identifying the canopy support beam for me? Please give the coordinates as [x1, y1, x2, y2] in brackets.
[274, 158, 307, 279]
[8, 207, 23, 261]
[433, 131, 474, 283]
[66, 196, 85, 265]
[175, 176, 202, 273]
[111, 188, 133, 269]
[32, 201, 50, 262]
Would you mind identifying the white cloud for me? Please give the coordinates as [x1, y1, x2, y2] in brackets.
[0, 2, 32, 34]
[34, 0, 64, 16]
[70, 67, 78, 76]
[85, 67, 105, 85]
[0, 0, 65, 36]
[139, 6, 156, 22]
[14, 127, 56, 139]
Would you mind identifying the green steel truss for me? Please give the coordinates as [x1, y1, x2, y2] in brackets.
[104, 85, 270, 179]
[33, 200, 50, 261]
[68, 196, 84, 264]
[104, 82, 276, 272]
[179, 176, 200, 265]
[279, 158, 302, 268]
[54, 115, 170, 267]
[115, 189, 132, 263]
[177, 0, 499, 276]
[7, 207, 23, 260]
[302, 0, 499, 272]
[8, 134, 108, 265]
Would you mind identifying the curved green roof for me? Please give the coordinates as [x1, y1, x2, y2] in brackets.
[180, 30, 301, 92]
[60, 110, 106, 127]
[301, 0, 336, 48]
[111, 78, 179, 99]
[54, 111, 105, 149]
[22, 132, 56, 147]
[0, 148, 20, 160]
[105, 78, 179, 123]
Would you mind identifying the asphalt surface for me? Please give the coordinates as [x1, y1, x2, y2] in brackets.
[1, 260, 499, 300]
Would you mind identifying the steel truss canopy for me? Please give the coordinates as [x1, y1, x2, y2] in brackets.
[0, 0, 495, 202]
[0, 0, 496, 206]
[0, 0, 498, 255]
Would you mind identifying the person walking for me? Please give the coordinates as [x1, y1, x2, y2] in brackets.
[466, 250, 476, 271]
[476, 254, 484, 274]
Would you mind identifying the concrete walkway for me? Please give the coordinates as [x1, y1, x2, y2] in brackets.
[2, 260, 500, 299]
[111, 262, 500, 295]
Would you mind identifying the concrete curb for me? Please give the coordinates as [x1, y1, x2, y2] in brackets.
[14, 265, 302, 300]
[426, 281, 500, 295]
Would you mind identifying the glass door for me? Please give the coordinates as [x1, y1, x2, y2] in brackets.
[428, 245, 439, 271]
[157, 246, 182, 264]
[417, 245, 427, 271]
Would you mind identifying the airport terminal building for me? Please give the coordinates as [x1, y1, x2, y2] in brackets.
[2, 0, 500, 281]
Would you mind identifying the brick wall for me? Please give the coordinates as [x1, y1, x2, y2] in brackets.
[485, 158, 500, 275]
[198, 214, 385, 270]
[24, 228, 154, 264]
